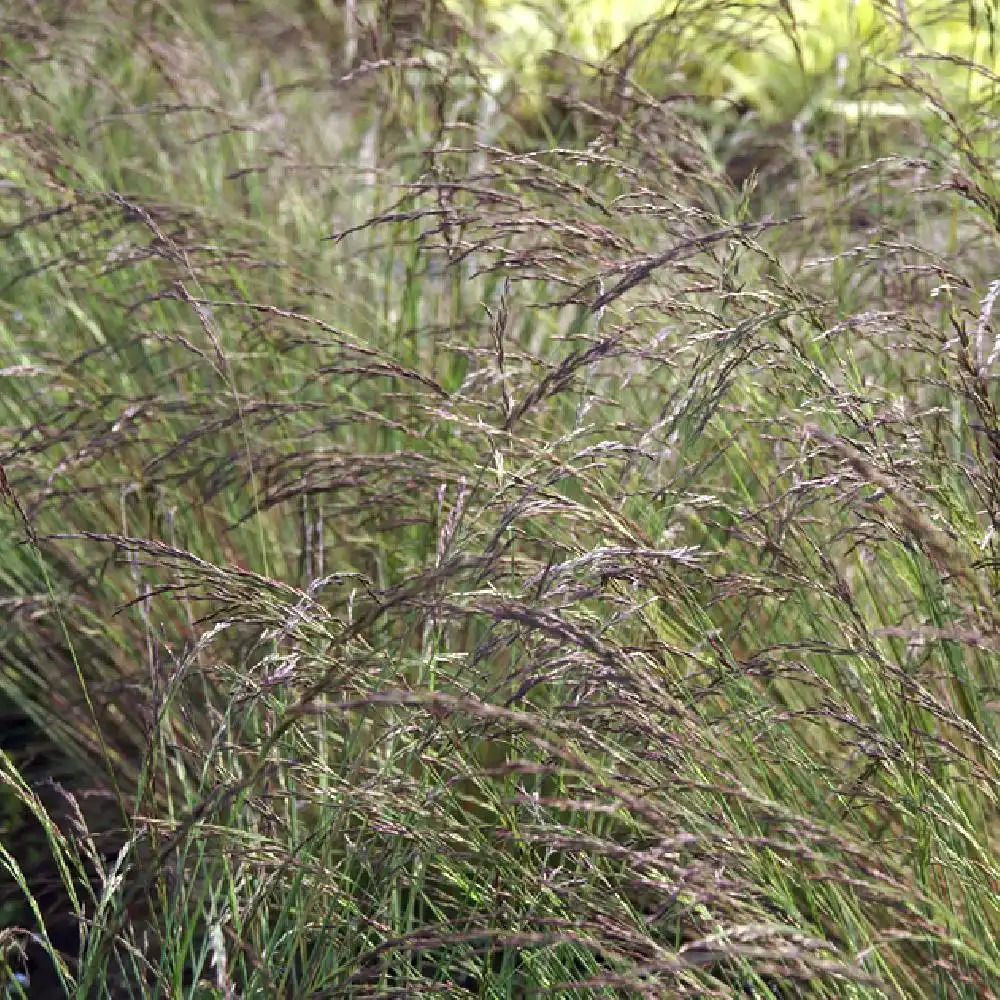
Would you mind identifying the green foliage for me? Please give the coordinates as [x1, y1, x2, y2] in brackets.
[2, 0, 1000, 997]
[447, 0, 1000, 128]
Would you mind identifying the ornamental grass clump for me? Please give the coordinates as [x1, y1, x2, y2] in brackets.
[2, 1, 1000, 997]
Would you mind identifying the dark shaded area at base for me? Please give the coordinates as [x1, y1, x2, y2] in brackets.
[1, 699, 82, 999]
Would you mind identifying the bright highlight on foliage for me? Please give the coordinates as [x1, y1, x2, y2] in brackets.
[446, 0, 1000, 120]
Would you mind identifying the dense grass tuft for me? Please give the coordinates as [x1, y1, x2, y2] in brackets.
[3, 1, 1000, 997]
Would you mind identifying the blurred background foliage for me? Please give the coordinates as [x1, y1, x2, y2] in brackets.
[444, 0, 1000, 115]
